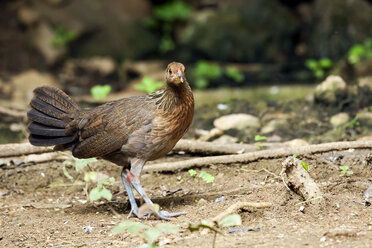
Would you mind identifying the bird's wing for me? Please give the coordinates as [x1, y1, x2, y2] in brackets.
[69, 96, 154, 158]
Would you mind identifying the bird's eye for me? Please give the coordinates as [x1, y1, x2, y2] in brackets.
[169, 69, 172, 73]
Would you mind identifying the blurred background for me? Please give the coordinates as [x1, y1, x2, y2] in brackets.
[1, 0, 372, 144]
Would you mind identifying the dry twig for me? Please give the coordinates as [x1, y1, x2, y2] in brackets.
[0, 143, 53, 158]
[212, 201, 272, 222]
[145, 140, 372, 173]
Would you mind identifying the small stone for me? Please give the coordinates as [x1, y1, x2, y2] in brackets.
[197, 198, 207, 205]
[215, 196, 226, 203]
[212, 135, 238, 144]
[84, 225, 93, 233]
[330, 112, 350, 127]
[357, 112, 372, 126]
[284, 139, 309, 147]
[199, 128, 223, 141]
[314, 75, 347, 105]
[214, 114, 260, 131]
[261, 119, 288, 134]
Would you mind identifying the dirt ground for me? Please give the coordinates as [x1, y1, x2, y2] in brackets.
[1, 147, 372, 248]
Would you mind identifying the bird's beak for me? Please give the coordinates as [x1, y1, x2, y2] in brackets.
[178, 70, 184, 83]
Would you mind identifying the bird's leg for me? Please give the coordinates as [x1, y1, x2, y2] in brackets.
[120, 169, 139, 218]
[126, 158, 186, 219]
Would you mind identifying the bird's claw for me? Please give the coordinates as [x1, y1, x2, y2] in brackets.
[128, 208, 186, 220]
[158, 210, 186, 218]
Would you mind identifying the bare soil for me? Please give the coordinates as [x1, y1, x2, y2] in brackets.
[1, 148, 372, 248]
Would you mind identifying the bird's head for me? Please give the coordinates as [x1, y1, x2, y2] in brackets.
[165, 62, 186, 86]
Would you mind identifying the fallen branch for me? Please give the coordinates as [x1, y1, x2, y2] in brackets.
[212, 201, 272, 222]
[173, 139, 285, 155]
[281, 156, 323, 205]
[0, 143, 53, 158]
[145, 140, 372, 172]
[0, 152, 71, 167]
[0, 106, 26, 119]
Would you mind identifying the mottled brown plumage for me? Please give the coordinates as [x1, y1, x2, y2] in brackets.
[27, 62, 194, 219]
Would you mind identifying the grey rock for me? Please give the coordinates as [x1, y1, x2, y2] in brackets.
[261, 119, 288, 134]
[214, 114, 260, 131]
[330, 112, 350, 128]
[314, 75, 347, 105]
[212, 135, 238, 144]
[357, 112, 372, 126]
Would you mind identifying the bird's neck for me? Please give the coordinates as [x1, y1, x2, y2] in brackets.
[150, 81, 194, 113]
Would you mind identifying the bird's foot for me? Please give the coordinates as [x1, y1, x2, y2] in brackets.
[127, 203, 186, 220]
[156, 210, 186, 219]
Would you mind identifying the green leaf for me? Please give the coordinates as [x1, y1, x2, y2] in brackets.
[369, 106, 372, 111]
[62, 161, 74, 181]
[314, 69, 324, 79]
[84, 171, 97, 182]
[159, 36, 175, 53]
[143, 228, 161, 241]
[301, 161, 309, 172]
[90, 85, 111, 100]
[305, 59, 318, 70]
[218, 214, 242, 227]
[155, 223, 179, 233]
[51, 25, 77, 47]
[98, 177, 115, 186]
[225, 67, 244, 83]
[135, 77, 163, 94]
[319, 58, 332, 68]
[254, 135, 267, 141]
[100, 188, 112, 201]
[194, 61, 222, 79]
[89, 187, 101, 201]
[154, 1, 191, 22]
[198, 171, 214, 183]
[348, 44, 365, 64]
[293, 154, 299, 158]
[127, 222, 148, 235]
[74, 158, 97, 171]
[188, 169, 197, 177]
[111, 220, 135, 234]
[195, 78, 208, 89]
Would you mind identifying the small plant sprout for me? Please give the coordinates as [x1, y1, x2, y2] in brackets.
[51, 25, 77, 48]
[348, 37, 372, 65]
[254, 135, 267, 141]
[369, 105, 372, 111]
[61, 157, 115, 202]
[135, 76, 164, 94]
[188, 214, 242, 248]
[188, 169, 197, 177]
[91, 85, 111, 100]
[188, 169, 215, 183]
[88, 177, 115, 201]
[349, 115, 359, 129]
[225, 67, 244, 83]
[305, 58, 333, 79]
[254, 135, 267, 150]
[112, 220, 179, 248]
[301, 161, 309, 172]
[193, 61, 222, 89]
[339, 165, 353, 176]
[198, 171, 215, 183]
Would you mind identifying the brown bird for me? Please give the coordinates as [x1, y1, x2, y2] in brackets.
[27, 62, 194, 219]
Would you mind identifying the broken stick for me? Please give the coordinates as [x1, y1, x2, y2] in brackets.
[145, 140, 372, 172]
